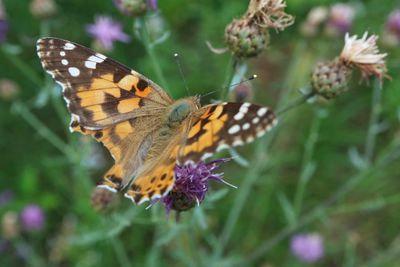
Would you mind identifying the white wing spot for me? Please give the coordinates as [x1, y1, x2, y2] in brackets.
[228, 124, 240, 135]
[234, 111, 245, 121]
[257, 107, 268, 117]
[217, 143, 229, 152]
[68, 67, 80, 77]
[60, 51, 66, 56]
[246, 136, 255, 143]
[95, 53, 107, 60]
[233, 139, 244, 146]
[64, 43, 76, 50]
[61, 59, 68, 65]
[242, 123, 250, 130]
[85, 61, 97, 69]
[252, 117, 260, 124]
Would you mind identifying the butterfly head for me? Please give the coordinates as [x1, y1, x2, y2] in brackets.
[167, 97, 200, 127]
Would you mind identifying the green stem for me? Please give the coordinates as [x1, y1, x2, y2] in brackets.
[364, 80, 382, 163]
[293, 110, 322, 218]
[277, 91, 315, 116]
[110, 237, 132, 267]
[216, 41, 307, 255]
[12, 101, 75, 161]
[139, 17, 170, 93]
[0, 46, 42, 88]
[241, 143, 400, 265]
[219, 56, 239, 100]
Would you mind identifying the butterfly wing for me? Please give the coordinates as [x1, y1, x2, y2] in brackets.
[37, 37, 172, 191]
[36, 37, 172, 129]
[180, 102, 277, 163]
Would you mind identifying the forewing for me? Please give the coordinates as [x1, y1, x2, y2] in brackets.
[36, 37, 172, 129]
[180, 102, 277, 162]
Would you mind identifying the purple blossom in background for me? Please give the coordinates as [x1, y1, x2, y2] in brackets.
[290, 233, 324, 263]
[147, 0, 157, 10]
[326, 3, 355, 35]
[162, 158, 233, 214]
[387, 10, 400, 38]
[86, 16, 130, 50]
[0, 190, 14, 207]
[0, 19, 8, 43]
[20, 204, 45, 231]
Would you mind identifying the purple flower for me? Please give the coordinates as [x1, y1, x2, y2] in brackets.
[162, 158, 233, 214]
[326, 3, 355, 35]
[147, 0, 157, 10]
[387, 10, 400, 38]
[0, 19, 8, 43]
[290, 233, 324, 263]
[86, 16, 130, 50]
[20, 204, 45, 231]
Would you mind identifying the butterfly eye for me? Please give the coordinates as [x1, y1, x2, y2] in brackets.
[169, 102, 191, 124]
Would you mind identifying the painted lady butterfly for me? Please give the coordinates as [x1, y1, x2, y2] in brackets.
[36, 38, 277, 204]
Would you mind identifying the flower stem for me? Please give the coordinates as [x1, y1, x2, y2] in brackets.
[276, 90, 315, 116]
[12, 101, 75, 162]
[219, 56, 239, 99]
[110, 237, 132, 267]
[242, 143, 400, 265]
[216, 41, 307, 254]
[364, 79, 382, 163]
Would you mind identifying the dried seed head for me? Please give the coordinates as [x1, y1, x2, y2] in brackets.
[225, 0, 293, 58]
[311, 59, 352, 99]
[340, 32, 388, 82]
[91, 188, 117, 213]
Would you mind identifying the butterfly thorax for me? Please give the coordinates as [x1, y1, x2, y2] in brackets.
[166, 97, 200, 128]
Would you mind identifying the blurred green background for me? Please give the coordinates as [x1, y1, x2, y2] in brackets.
[1, 0, 400, 266]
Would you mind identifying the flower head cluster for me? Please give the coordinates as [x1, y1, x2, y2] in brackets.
[311, 32, 388, 99]
[225, 0, 294, 58]
[86, 16, 130, 51]
[386, 10, 400, 39]
[162, 159, 232, 214]
[290, 233, 324, 263]
[113, 0, 157, 17]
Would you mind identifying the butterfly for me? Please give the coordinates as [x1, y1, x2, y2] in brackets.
[36, 37, 278, 205]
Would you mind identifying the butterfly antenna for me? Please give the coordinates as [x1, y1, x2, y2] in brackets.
[174, 53, 190, 96]
[228, 74, 257, 89]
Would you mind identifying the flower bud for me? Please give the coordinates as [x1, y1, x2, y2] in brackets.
[2, 211, 19, 239]
[225, 0, 293, 58]
[91, 187, 116, 213]
[113, 0, 157, 17]
[311, 59, 351, 99]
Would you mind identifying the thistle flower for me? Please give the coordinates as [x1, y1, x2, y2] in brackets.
[340, 33, 388, 81]
[312, 32, 387, 99]
[325, 3, 355, 36]
[386, 10, 400, 39]
[290, 233, 324, 263]
[20, 204, 45, 231]
[229, 82, 254, 102]
[113, 0, 157, 17]
[0, 79, 19, 100]
[2, 211, 19, 239]
[225, 0, 294, 58]
[30, 0, 57, 19]
[86, 16, 130, 51]
[300, 6, 328, 37]
[162, 159, 233, 214]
